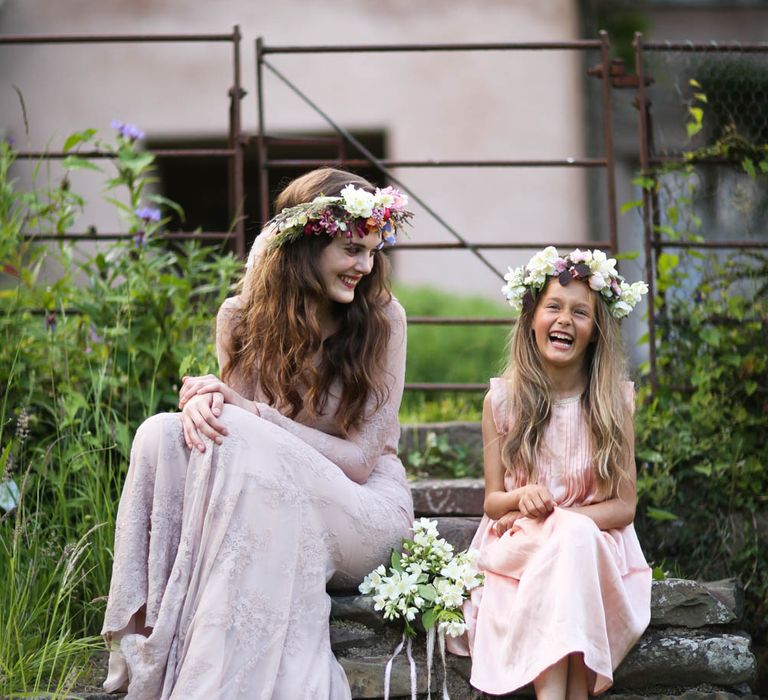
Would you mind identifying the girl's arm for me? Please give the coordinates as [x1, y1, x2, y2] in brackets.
[481, 392, 554, 521]
[567, 411, 637, 530]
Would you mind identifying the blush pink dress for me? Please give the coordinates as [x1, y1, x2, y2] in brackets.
[447, 378, 651, 696]
[101, 296, 413, 700]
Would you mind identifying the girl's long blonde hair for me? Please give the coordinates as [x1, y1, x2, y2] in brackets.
[500, 278, 632, 497]
[222, 168, 393, 435]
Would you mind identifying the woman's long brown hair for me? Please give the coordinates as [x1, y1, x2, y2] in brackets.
[223, 168, 393, 434]
[500, 278, 633, 497]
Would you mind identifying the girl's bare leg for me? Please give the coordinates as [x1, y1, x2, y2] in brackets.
[533, 656, 568, 700]
[566, 653, 589, 700]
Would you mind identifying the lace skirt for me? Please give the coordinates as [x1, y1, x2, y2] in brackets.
[101, 405, 413, 699]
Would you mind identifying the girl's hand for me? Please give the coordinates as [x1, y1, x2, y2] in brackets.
[181, 393, 229, 453]
[517, 484, 555, 519]
[494, 510, 522, 537]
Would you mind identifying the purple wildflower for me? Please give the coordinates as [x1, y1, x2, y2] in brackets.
[45, 311, 57, 333]
[111, 120, 145, 141]
[135, 206, 161, 223]
[133, 231, 147, 248]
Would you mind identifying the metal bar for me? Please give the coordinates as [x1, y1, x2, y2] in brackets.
[262, 57, 506, 281]
[22, 232, 233, 241]
[405, 383, 489, 392]
[396, 241, 613, 250]
[0, 32, 235, 45]
[657, 240, 768, 249]
[255, 37, 270, 226]
[264, 135, 344, 146]
[264, 158, 607, 169]
[230, 24, 245, 258]
[407, 317, 509, 325]
[599, 31, 619, 254]
[14, 149, 237, 159]
[262, 40, 603, 54]
[634, 32, 658, 392]
[641, 41, 768, 52]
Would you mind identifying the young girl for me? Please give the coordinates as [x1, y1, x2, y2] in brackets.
[448, 246, 651, 699]
[101, 168, 414, 699]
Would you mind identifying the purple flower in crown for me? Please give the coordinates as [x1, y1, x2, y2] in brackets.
[112, 120, 145, 141]
[135, 206, 161, 223]
[316, 209, 340, 235]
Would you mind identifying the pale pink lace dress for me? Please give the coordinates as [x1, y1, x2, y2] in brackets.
[101, 297, 413, 700]
[447, 378, 651, 696]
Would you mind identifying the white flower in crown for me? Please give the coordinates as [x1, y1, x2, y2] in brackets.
[524, 245, 560, 286]
[588, 271, 607, 291]
[588, 249, 619, 280]
[340, 184, 375, 219]
[501, 266, 528, 313]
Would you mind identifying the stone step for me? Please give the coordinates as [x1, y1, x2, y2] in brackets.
[334, 630, 755, 698]
[331, 577, 743, 635]
[410, 478, 485, 517]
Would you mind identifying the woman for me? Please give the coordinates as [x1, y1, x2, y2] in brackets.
[101, 168, 415, 699]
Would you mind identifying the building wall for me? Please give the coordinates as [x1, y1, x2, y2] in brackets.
[0, 0, 588, 298]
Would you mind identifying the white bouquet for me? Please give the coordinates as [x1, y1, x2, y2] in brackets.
[359, 518, 483, 699]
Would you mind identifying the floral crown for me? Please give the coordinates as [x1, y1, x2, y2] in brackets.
[265, 184, 413, 250]
[501, 246, 649, 319]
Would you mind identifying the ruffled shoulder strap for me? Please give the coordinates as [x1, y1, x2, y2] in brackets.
[622, 380, 636, 415]
[488, 377, 511, 434]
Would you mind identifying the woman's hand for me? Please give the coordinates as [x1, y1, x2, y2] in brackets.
[179, 374, 222, 410]
[517, 484, 555, 519]
[181, 393, 229, 453]
[494, 510, 522, 537]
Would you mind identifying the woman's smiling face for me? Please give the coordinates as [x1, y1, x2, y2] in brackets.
[532, 277, 597, 374]
[316, 232, 381, 305]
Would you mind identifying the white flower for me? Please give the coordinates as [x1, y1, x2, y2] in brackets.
[413, 518, 440, 538]
[524, 246, 559, 287]
[589, 249, 619, 279]
[440, 558, 465, 581]
[439, 620, 467, 638]
[612, 300, 633, 319]
[501, 266, 527, 313]
[340, 184, 375, 219]
[359, 564, 387, 595]
[569, 248, 591, 264]
[588, 271, 607, 291]
[435, 578, 465, 609]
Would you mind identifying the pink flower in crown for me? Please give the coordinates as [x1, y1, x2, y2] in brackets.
[569, 248, 590, 264]
[554, 258, 567, 274]
[377, 186, 409, 211]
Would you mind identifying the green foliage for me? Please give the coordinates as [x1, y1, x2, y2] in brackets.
[0, 129, 238, 694]
[633, 195, 768, 648]
[403, 430, 480, 480]
[394, 284, 508, 420]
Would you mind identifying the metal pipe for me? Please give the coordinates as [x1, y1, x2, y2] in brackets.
[255, 37, 270, 228]
[599, 31, 619, 253]
[396, 241, 612, 250]
[14, 148, 237, 160]
[0, 32, 235, 44]
[657, 240, 768, 249]
[230, 24, 245, 257]
[641, 41, 768, 52]
[262, 40, 604, 54]
[22, 232, 233, 241]
[404, 383, 489, 392]
[407, 317, 510, 325]
[633, 32, 658, 392]
[264, 158, 607, 169]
